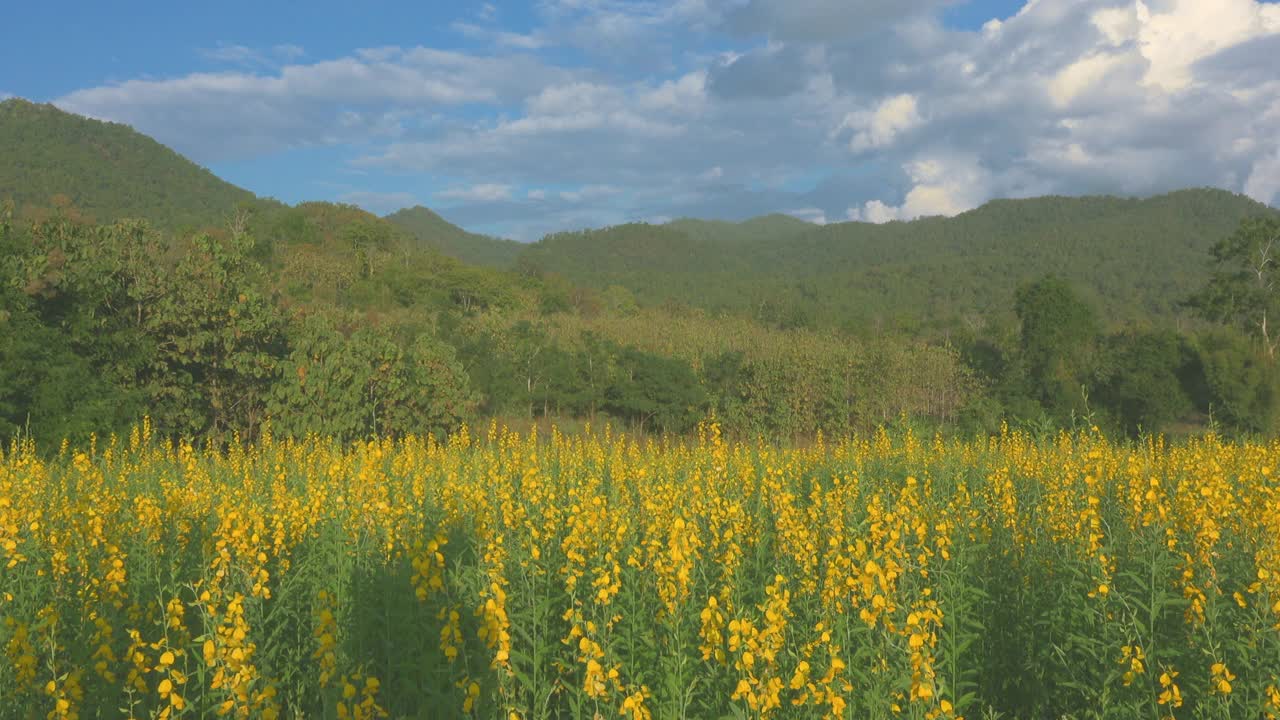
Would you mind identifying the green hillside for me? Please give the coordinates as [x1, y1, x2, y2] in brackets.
[665, 213, 813, 244]
[515, 189, 1279, 332]
[0, 98, 261, 229]
[5, 100, 1279, 445]
[386, 205, 524, 269]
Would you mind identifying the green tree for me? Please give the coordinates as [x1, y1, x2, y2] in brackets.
[606, 348, 706, 434]
[1095, 330, 1194, 436]
[1014, 276, 1100, 423]
[0, 207, 141, 445]
[1196, 328, 1280, 435]
[703, 350, 755, 433]
[270, 316, 472, 440]
[377, 332, 474, 437]
[1189, 216, 1280, 357]
[143, 228, 284, 439]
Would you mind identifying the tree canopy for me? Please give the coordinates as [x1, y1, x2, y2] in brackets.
[4, 100, 1280, 445]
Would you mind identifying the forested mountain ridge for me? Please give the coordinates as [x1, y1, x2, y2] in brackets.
[664, 213, 814, 245]
[385, 205, 524, 269]
[0, 98, 262, 229]
[515, 189, 1279, 332]
[6, 98, 1277, 336]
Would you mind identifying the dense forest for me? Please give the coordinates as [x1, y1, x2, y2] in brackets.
[3, 97, 1280, 448]
[386, 206, 524, 270]
[0, 98, 266, 230]
[509, 190, 1274, 334]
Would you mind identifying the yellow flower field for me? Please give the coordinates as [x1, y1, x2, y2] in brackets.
[2, 421, 1279, 719]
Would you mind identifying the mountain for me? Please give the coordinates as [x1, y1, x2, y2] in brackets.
[7, 99, 1277, 336]
[0, 98, 261, 229]
[386, 206, 524, 269]
[665, 213, 813, 244]
[514, 189, 1279, 331]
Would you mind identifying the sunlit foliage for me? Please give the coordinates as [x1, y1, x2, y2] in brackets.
[2, 422, 1279, 718]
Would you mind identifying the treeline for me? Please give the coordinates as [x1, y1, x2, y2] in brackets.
[3, 200, 1279, 447]
[501, 190, 1275, 334]
[0, 203, 974, 448]
[959, 216, 1280, 437]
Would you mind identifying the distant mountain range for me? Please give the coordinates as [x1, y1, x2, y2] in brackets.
[514, 188, 1277, 329]
[4, 97, 1277, 330]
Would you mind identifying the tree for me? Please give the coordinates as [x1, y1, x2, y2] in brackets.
[143, 227, 284, 439]
[1196, 328, 1280, 435]
[269, 315, 472, 440]
[1189, 216, 1280, 357]
[1014, 276, 1100, 422]
[703, 350, 755, 433]
[0, 208, 141, 445]
[1095, 330, 1194, 436]
[606, 348, 706, 434]
[377, 333, 474, 437]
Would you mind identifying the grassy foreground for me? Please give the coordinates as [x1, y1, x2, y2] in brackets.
[1, 422, 1279, 719]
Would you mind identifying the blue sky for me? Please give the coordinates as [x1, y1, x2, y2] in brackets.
[4, 0, 1279, 239]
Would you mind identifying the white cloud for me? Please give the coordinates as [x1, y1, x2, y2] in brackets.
[1245, 149, 1280, 206]
[837, 0, 1280, 221]
[359, 0, 1280, 238]
[1091, 6, 1138, 47]
[43, 0, 1280, 239]
[1048, 51, 1133, 108]
[849, 155, 994, 222]
[357, 71, 721, 180]
[56, 46, 574, 162]
[848, 200, 897, 224]
[1133, 0, 1280, 91]
[842, 93, 922, 151]
[438, 184, 514, 202]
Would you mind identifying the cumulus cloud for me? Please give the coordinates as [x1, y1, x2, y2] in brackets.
[1245, 150, 1280, 208]
[840, 0, 1280, 219]
[56, 46, 574, 162]
[841, 94, 923, 151]
[45, 0, 1280, 238]
[849, 154, 995, 221]
[356, 71, 720, 184]
[707, 44, 816, 99]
